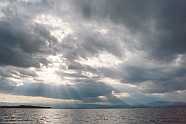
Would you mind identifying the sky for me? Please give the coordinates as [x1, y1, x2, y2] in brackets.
[0, 0, 186, 107]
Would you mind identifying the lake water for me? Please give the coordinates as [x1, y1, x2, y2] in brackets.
[0, 107, 186, 124]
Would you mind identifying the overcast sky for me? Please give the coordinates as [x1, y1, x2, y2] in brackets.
[0, 0, 186, 107]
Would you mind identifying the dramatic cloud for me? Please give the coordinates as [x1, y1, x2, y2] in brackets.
[78, 0, 186, 60]
[0, 0, 186, 106]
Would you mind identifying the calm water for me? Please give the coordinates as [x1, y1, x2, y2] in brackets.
[0, 108, 186, 124]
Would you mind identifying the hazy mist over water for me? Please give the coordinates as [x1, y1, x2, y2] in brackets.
[0, 108, 186, 124]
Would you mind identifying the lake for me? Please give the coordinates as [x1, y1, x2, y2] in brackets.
[0, 107, 186, 124]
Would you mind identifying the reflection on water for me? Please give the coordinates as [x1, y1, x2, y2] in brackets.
[0, 107, 186, 124]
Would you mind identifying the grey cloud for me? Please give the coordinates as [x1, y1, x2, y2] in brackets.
[139, 75, 186, 93]
[55, 27, 125, 61]
[0, 79, 15, 92]
[121, 66, 184, 83]
[91, 55, 186, 94]
[0, 19, 53, 67]
[0, 79, 113, 100]
[119, 63, 186, 93]
[0, 0, 186, 105]
[0, 66, 37, 79]
[77, 0, 186, 61]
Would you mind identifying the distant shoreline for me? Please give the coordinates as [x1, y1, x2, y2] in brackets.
[0, 105, 51, 109]
[0, 105, 186, 109]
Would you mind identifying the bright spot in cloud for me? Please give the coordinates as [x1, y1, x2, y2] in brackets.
[76, 51, 123, 68]
[99, 77, 137, 88]
[27, 54, 75, 85]
[81, 71, 98, 78]
[17, 0, 42, 3]
[33, 14, 74, 42]
[6, 77, 23, 86]
[174, 54, 184, 66]
[112, 91, 130, 98]
[0, 1, 9, 18]
[34, 54, 70, 85]
[95, 26, 109, 35]
[99, 77, 121, 85]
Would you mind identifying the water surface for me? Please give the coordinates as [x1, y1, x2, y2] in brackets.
[0, 107, 186, 124]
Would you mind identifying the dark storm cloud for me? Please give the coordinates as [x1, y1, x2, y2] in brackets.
[139, 74, 186, 93]
[121, 65, 186, 83]
[0, 18, 53, 67]
[0, 66, 37, 79]
[54, 25, 125, 61]
[77, 0, 186, 61]
[71, 0, 186, 96]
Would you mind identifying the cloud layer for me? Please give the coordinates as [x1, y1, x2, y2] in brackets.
[0, 0, 186, 106]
